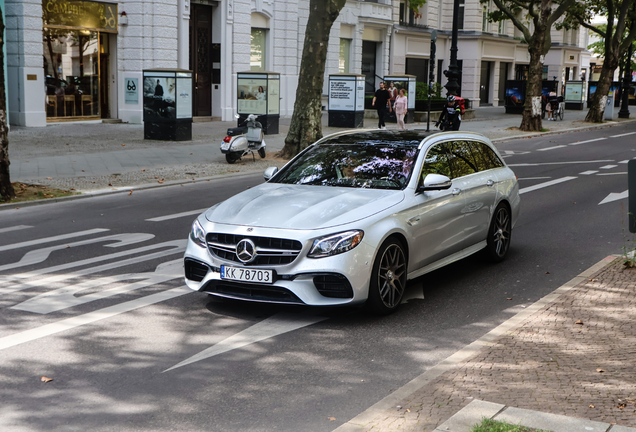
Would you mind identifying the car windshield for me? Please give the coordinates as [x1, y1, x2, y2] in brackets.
[272, 141, 419, 190]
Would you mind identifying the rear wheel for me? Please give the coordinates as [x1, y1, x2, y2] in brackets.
[485, 203, 512, 262]
[558, 106, 564, 121]
[258, 147, 266, 158]
[225, 152, 240, 164]
[365, 238, 407, 315]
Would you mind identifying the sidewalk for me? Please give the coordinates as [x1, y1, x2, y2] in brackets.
[6, 106, 633, 194]
[335, 255, 636, 432]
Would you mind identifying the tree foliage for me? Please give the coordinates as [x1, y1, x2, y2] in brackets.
[482, 0, 576, 131]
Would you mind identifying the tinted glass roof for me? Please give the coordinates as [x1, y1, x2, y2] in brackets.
[318, 130, 435, 148]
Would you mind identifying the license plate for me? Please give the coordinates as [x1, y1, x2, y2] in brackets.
[220, 265, 274, 284]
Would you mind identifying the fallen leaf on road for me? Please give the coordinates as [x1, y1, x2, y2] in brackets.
[142, 169, 145, 172]
[41, 376, 53, 383]
[328, 417, 336, 421]
[81, 170, 85, 172]
[589, 404, 595, 408]
[507, 297, 512, 300]
[66, 143, 69, 145]
[108, 183, 113, 186]
[597, 368, 605, 373]
[122, 143, 126, 146]
[158, 181, 164, 184]
[406, 409, 411, 413]
[128, 190, 133, 195]
[619, 402, 627, 409]
[66, 245, 70, 248]
[47, 177, 53, 179]
[575, 320, 583, 325]
[70, 188, 75, 191]
[545, 271, 550, 274]
[15, 207, 19, 209]
[190, 153, 193, 155]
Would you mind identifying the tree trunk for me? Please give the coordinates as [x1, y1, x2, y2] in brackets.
[0, 8, 14, 201]
[586, 57, 619, 123]
[519, 46, 545, 131]
[278, 0, 346, 159]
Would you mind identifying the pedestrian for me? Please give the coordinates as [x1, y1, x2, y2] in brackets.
[388, 82, 398, 111]
[372, 82, 392, 130]
[394, 88, 408, 130]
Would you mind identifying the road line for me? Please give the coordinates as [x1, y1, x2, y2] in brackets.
[519, 176, 577, 195]
[146, 208, 208, 222]
[164, 312, 328, 372]
[579, 171, 598, 175]
[507, 160, 613, 167]
[599, 165, 618, 169]
[0, 286, 191, 351]
[599, 190, 628, 205]
[568, 137, 607, 145]
[610, 132, 636, 138]
[597, 172, 627, 176]
[517, 177, 552, 181]
[537, 145, 567, 151]
[0, 228, 109, 252]
[0, 225, 33, 234]
[619, 160, 631, 164]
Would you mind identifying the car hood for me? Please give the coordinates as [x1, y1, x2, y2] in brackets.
[205, 183, 405, 230]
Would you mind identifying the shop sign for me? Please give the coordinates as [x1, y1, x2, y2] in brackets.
[124, 78, 138, 104]
[43, 0, 118, 33]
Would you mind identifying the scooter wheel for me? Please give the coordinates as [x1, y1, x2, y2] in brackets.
[226, 152, 240, 164]
[258, 147, 266, 158]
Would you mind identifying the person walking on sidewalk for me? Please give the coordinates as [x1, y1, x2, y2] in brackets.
[372, 82, 392, 130]
[394, 88, 408, 130]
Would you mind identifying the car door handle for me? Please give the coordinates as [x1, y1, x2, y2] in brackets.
[452, 188, 461, 195]
[407, 216, 421, 226]
[486, 180, 495, 187]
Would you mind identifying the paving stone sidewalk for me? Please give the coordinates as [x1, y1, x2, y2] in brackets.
[341, 256, 636, 431]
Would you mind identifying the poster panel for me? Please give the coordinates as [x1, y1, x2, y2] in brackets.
[176, 78, 192, 118]
[238, 76, 268, 115]
[124, 77, 138, 104]
[408, 78, 416, 109]
[268, 77, 280, 115]
[329, 78, 356, 111]
[356, 77, 365, 111]
[143, 76, 176, 121]
[564, 81, 584, 102]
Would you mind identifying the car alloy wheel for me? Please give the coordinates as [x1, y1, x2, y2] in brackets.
[367, 238, 407, 314]
[486, 203, 511, 262]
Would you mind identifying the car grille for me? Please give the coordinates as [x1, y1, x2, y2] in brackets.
[201, 280, 304, 304]
[207, 233, 303, 266]
[313, 274, 353, 299]
[184, 258, 209, 282]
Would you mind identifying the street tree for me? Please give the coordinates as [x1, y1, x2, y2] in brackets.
[0, 8, 14, 201]
[564, 0, 636, 122]
[279, 0, 347, 158]
[483, 0, 576, 131]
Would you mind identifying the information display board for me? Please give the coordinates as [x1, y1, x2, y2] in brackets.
[236, 71, 280, 134]
[142, 69, 192, 141]
[328, 74, 365, 128]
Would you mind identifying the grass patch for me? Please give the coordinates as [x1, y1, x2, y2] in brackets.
[0, 182, 79, 204]
[471, 418, 551, 432]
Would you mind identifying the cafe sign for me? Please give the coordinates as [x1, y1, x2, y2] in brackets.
[43, 0, 119, 33]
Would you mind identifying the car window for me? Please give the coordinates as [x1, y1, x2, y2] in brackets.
[468, 141, 505, 170]
[420, 143, 453, 179]
[272, 143, 418, 190]
[448, 141, 478, 177]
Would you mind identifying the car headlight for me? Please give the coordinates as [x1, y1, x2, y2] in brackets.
[190, 219, 207, 248]
[308, 230, 364, 258]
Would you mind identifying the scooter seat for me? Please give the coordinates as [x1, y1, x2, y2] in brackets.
[226, 127, 247, 137]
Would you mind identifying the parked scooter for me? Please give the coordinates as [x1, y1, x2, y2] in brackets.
[221, 114, 266, 164]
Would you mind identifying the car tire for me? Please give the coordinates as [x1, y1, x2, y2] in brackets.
[258, 147, 266, 158]
[485, 203, 512, 262]
[226, 152, 240, 164]
[365, 238, 407, 315]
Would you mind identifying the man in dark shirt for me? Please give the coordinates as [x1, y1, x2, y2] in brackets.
[372, 82, 392, 130]
[154, 79, 164, 97]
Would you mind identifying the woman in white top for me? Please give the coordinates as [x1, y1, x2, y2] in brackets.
[394, 88, 408, 130]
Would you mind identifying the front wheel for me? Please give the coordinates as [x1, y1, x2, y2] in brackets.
[558, 107, 564, 121]
[365, 238, 407, 315]
[225, 152, 240, 164]
[258, 147, 266, 158]
[485, 203, 512, 262]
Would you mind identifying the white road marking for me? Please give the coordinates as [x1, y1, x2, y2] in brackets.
[579, 171, 598, 175]
[537, 145, 567, 151]
[0, 228, 109, 252]
[146, 208, 208, 222]
[619, 160, 631, 164]
[610, 132, 636, 138]
[164, 313, 329, 372]
[0, 233, 154, 273]
[0, 240, 186, 295]
[597, 172, 627, 176]
[519, 177, 577, 195]
[599, 190, 628, 205]
[599, 165, 618, 169]
[568, 137, 607, 145]
[517, 177, 552, 181]
[0, 225, 33, 234]
[0, 286, 191, 351]
[12, 260, 183, 314]
[508, 160, 613, 167]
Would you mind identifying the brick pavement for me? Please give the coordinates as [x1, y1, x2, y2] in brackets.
[353, 256, 636, 431]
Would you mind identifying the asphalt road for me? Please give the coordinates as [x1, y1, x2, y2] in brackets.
[0, 122, 634, 432]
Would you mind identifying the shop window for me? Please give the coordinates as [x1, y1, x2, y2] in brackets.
[458, 0, 465, 30]
[43, 29, 100, 118]
[339, 39, 351, 73]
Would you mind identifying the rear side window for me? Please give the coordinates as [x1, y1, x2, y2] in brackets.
[421, 141, 477, 180]
[467, 141, 505, 171]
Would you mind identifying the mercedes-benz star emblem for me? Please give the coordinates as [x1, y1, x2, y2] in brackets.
[236, 238, 257, 264]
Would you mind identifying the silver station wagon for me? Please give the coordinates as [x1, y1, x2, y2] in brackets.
[184, 130, 520, 314]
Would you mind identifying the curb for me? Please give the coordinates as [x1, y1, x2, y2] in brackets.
[333, 254, 619, 432]
[490, 118, 636, 143]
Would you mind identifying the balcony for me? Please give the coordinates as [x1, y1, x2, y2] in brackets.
[359, 0, 393, 21]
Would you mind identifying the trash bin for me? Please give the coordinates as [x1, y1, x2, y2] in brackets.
[143, 69, 193, 141]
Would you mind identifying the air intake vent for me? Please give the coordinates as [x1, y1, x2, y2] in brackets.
[184, 258, 209, 282]
[313, 274, 353, 299]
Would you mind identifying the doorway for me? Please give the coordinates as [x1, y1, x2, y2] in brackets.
[362, 41, 377, 94]
[99, 33, 109, 118]
[189, 3, 213, 117]
[498, 62, 510, 105]
[480, 61, 491, 105]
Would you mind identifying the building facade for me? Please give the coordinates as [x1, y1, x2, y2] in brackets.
[6, 0, 591, 127]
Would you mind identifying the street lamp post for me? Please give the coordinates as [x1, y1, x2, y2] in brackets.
[619, 44, 633, 119]
[427, 30, 437, 132]
[443, 0, 461, 96]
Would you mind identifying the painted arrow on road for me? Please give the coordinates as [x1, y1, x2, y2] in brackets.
[599, 190, 628, 205]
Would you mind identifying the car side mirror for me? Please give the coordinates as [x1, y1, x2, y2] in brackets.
[418, 173, 452, 192]
[263, 167, 278, 181]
